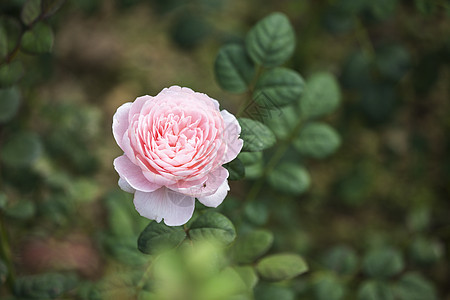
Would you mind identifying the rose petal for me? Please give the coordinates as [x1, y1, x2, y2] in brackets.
[134, 187, 195, 226]
[168, 166, 229, 197]
[129, 95, 152, 118]
[112, 102, 132, 151]
[198, 180, 230, 208]
[114, 155, 160, 192]
[221, 110, 243, 163]
[118, 177, 135, 193]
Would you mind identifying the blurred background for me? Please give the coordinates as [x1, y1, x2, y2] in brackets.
[0, 0, 449, 299]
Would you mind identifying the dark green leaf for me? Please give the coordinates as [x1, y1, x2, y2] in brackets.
[138, 221, 186, 255]
[253, 68, 305, 108]
[393, 272, 437, 300]
[362, 247, 404, 279]
[234, 229, 274, 263]
[21, 0, 42, 25]
[293, 122, 341, 159]
[214, 44, 256, 93]
[246, 12, 296, 67]
[314, 273, 346, 300]
[300, 72, 341, 118]
[268, 163, 310, 195]
[223, 158, 245, 180]
[0, 17, 21, 54]
[256, 253, 308, 281]
[238, 151, 262, 165]
[21, 22, 54, 54]
[375, 45, 410, 82]
[189, 211, 236, 245]
[238, 118, 276, 152]
[42, 0, 66, 18]
[4, 200, 35, 220]
[341, 51, 373, 89]
[358, 281, 394, 300]
[0, 60, 24, 88]
[409, 236, 443, 266]
[1, 132, 42, 167]
[254, 283, 295, 300]
[322, 245, 358, 276]
[0, 87, 21, 123]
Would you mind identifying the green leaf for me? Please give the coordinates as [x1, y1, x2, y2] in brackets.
[214, 44, 256, 93]
[189, 211, 236, 246]
[362, 247, 404, 279]
[233, 266, 258, 290]
[21, 22, 54, 54]
[322, 245, 358, 276]
[0, 60, 24, 88]
[14, 273, 78, 299]
[254, 283, 295, 300]
[238, 118, 276, 152]
[246, 12, 296, 67]
[238, 151, 262, 165]
[393, 272, 437, 300]
[21, 0, 42, 25]
[262, 104, 298, 140]
[138, 221, 186, 255]
[293, 122, 341, 159]
[0, 132, 42, 167]
[0, 87, 21, 123]
[314, 273, 346, 300]
[409, 236, 443, 266]
[223, 158, 245, 181]
[367, 0, 398, 21]
[358, 281, 394, 300]
[4, 200, 36, 220]
[375, 45, 410, 82]
[253, 68, 305, 108]
[244, 201, 268, 225]
[42, 0, 66, 18]
[0, 26, 7, 61]
[0, 17, 21, 54]
[234, 229, 274, 263]
[300, 72, 341, 118]
[268, 163, 310, 195]
[104, 236, 149, 266]
[256, 253, 308, 281]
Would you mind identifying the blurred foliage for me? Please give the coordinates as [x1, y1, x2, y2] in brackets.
[0, 0, 449, 299]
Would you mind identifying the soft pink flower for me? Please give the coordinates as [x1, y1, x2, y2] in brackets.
[112, 86, 243, 226]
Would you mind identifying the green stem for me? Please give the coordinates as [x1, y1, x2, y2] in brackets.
[235, 66, 263, 118]
[0, 213, 15, 289]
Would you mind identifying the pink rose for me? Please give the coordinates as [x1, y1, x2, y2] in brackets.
[112, 86, 243, 226]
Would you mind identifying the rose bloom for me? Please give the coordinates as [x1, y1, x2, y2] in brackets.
[112, 86, 243, 226]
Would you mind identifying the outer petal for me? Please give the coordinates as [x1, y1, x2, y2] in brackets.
[112, 102, 132, 150]
[114, 155, 160, 192]
[134, 187, 195, 226]
[197, 180, 229, 208]
[168, 166, 229, 198]
[129, 95, 152, 118]
[221, 110, 243, 163]
[118, 177, 135, 193]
